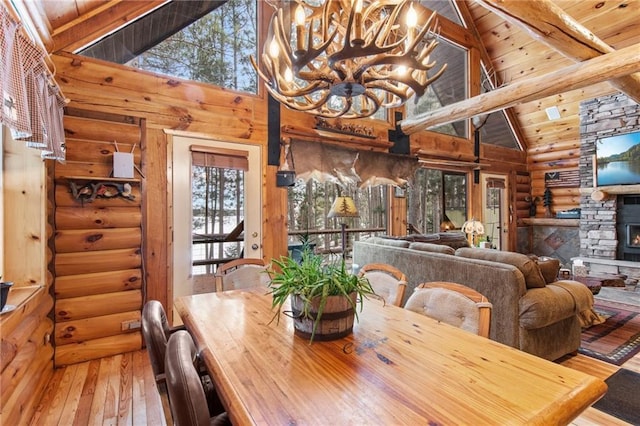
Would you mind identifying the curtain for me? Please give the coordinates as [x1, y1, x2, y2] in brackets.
[486, 178, 505, 189]
[190, 145, 249, 171]
[1, 5, 65, 160]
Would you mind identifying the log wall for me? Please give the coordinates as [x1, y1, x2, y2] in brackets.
[52, 114, 144, 366]
[527, 139, 581, 216]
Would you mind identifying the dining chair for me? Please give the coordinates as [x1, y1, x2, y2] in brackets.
[215, 258, 270, 292]
[142, 300, 185, 387]
[358, 263, 408, 307]
[404, 281, 492, 338]
[142, 300, 224, 417]
[165, 330, 230, 426]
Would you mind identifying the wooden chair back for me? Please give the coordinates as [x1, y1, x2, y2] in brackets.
[359, 263, 408, 307]
[215, 258, 269, 292]
[405, 281, 492, 338]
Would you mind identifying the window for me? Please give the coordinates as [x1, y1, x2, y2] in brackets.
[287, 181, 387, 256]
[407, 168, 467, 233]
[405, 37, 468, 139]
[477, 66, 521, 149]
[191, 146, 248, 275]
[420, 0, 464, 25]
[80, 0, 258, 94]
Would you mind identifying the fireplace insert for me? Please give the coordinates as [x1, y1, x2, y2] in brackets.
[628, 224, 640, 248]
[617, 196, 640, 261]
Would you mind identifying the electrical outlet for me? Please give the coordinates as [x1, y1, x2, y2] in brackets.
[121, 320, 142, 331]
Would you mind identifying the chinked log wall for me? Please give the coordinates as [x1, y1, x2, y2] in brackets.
[53, 113, 144, 366]
[527, 139, 581, 215]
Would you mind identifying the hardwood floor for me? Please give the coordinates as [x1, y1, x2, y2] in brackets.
[563, 352, 638, 426]
[29, 348, 638, 425]
[29, 350, 167, 426]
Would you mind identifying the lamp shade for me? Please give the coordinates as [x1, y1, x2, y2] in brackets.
[327, 196, 359, 218]
[461, 219, 484, 236]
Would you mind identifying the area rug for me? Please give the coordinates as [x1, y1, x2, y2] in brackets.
[579, 299, 640, 365]
[592, 368, 640, 425]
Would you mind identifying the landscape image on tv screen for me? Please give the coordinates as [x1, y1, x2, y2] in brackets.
[596, 131, 640, 186]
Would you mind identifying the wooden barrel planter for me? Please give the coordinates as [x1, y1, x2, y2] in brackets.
[290, 292, 357, 341]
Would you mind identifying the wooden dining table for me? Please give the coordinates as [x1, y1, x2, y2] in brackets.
[175, 288, 607, 426]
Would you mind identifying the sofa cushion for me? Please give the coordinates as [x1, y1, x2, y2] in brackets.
[455, 248, 546, 289]
[408, 242, 455, 255]
[519, 285, 577, 329]
[537, 257, 561, 284]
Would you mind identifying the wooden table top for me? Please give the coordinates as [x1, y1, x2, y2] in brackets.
[175, 288, 607, 426]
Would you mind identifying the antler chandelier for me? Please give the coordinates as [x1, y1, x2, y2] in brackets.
[251, 0, 447, 119]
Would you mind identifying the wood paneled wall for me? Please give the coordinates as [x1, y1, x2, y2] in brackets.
[1, 133, 54, 425]
[52, 114, 144, 366]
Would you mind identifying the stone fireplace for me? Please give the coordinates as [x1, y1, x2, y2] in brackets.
[578, 93, 640, 276]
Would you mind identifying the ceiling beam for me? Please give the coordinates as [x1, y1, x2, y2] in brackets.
[400, 43, 640, 134]
[50, 0, 167, 53]
[475, 0, 640, 104]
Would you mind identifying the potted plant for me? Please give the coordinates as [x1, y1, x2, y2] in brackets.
[267, 250, 374, 342]
[288, 232, 316, 263]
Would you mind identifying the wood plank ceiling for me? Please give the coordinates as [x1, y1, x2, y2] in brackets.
[37, 0, 640, 150]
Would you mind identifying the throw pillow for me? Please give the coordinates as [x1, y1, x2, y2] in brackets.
[377, 238, 411, 248]
[536, 257, 561, 284]
[409, 242, 455, 255]
[455, 248, 546, 289]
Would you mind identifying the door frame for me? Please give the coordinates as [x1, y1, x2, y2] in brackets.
[166, 131, 263, 322]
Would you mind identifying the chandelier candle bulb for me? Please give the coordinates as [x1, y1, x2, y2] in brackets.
[353, 0, 364, 45]
[294, 5, 306, 54]
[406, 3, 417, 47]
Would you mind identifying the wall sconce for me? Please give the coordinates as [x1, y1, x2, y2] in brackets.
[276, 142, 296, 187]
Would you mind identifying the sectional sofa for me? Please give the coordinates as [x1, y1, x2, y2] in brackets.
[353, 236, 597, 361]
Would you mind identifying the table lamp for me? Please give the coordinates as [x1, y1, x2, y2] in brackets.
[327, 196, 359, 259]
[462, 218, 485, 247]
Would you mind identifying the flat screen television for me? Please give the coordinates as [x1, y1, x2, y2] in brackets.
[595, 131, 640, 186]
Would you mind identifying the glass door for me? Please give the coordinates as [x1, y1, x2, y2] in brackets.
[481, 173, 508, 250]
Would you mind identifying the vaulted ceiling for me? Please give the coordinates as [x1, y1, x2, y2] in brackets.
[32, 0, 640, 150]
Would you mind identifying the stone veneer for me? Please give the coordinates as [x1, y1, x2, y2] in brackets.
[579, 93, 640, 259]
